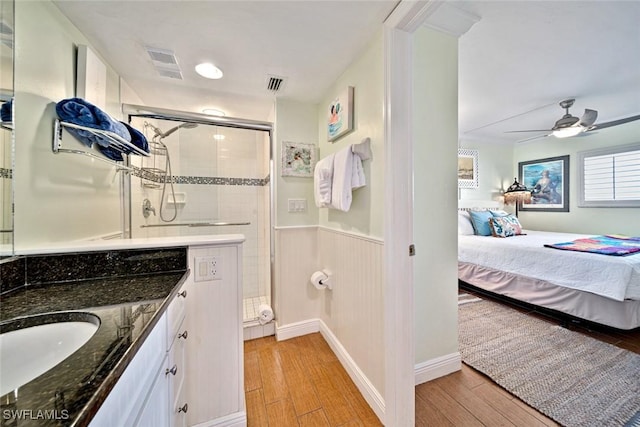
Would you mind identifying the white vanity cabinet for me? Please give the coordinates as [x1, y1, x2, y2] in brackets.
[90, 281, 189, 427]
[185, 243, 245, 426]
[90, 239, 244, 427]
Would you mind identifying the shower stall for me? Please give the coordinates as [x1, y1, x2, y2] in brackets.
[124, 105, 273, 325]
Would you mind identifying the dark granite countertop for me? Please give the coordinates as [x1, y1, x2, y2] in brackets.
[0, 270, 189, 426]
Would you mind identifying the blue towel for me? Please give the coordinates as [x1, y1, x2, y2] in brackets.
[99, 122, 149, 161]
[0, 99, 12, 122]
[55, 98, 130, 148]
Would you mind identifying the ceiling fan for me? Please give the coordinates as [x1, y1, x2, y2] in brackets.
[507, 99, 640, 141]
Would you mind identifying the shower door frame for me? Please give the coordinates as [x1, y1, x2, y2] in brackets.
[122, 104, 275, 313]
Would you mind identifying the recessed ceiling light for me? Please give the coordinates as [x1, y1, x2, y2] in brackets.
[213, 134, 225, 140]
[195, 63, 223, 79]
[202, 108, 226, 116]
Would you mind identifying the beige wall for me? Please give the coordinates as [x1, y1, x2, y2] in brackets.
[458, 140, 515, 211]
[316, 31, 385, 239]
[413, 26, 459, 363]
[14, 0, 122, 251]
[274, 98, 319, 227]
[514, 122, 640, 235]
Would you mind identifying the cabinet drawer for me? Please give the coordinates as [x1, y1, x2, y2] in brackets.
[166, 285, 187, 350]
[167, 324, 187, 402]
[171, 377, 188, 427]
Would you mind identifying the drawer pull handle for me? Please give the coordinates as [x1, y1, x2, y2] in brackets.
[177, 290, 187, 298]
[178, 330, 188, 339]
[165, 365, 178, 376]
[178, 403, 188, 413]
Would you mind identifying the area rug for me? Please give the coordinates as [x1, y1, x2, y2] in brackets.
[458, 295, 640, 427]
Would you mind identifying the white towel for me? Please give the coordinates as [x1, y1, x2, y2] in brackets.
[314, 153, 334, 208]
[330, 146, 366, 212]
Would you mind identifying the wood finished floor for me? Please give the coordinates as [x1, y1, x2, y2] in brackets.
[245, 294, 640, 426]
[244, 333, 382, 427]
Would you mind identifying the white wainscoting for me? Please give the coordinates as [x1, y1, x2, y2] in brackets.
[317, 227, 385, 404]
[273, 227, 319, 326]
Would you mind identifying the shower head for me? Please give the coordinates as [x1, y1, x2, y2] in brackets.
[158, 122, 198, 138]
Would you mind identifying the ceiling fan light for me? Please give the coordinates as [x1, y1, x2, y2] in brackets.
[195, 63, 223, 79]
[552, 126, 583, 138]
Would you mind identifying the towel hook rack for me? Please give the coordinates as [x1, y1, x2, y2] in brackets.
[351, 137, 372, 161]
[52, 119, 149, 172]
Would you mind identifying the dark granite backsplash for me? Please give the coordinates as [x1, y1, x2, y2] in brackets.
[0, 257, 26, 295]
[0, 247, 187, 294]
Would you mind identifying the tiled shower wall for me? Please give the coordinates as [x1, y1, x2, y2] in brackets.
[129, 119, 271, 300]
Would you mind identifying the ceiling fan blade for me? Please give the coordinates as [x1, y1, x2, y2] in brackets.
[516, 133, 550, 144]
[579, 109, 598, 127]
[505, 129, 551, 133]
[587, 114, 640, 131]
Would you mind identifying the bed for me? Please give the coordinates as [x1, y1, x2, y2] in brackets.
[457, 204, 640, 330]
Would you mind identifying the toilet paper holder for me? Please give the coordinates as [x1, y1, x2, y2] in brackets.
[311, 269, 333, 290]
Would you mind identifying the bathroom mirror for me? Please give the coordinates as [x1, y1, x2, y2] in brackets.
[0, 0, 14, 256]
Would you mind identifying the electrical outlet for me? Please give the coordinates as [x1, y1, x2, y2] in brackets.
[194, 256, 222, 281]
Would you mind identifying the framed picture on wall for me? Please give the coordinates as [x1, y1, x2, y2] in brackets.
[458, 148, 478, 189]
[327, 86, 354, 142]
[281, 141, 316, 177]
[519, 155, 569, 212]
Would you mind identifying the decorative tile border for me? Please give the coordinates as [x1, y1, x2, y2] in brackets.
[131, 166, 269, 187]
[0, 168, 12, 179]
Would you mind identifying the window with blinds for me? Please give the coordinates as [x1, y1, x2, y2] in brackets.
[578, 143, 640, 207]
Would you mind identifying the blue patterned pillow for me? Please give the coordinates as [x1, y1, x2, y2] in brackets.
[489, 215, 523, 238]
[469, 210, 494, 236]
[490, 210, 510, 217]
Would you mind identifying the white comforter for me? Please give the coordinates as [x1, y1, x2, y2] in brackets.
[458, 230, 640, 302]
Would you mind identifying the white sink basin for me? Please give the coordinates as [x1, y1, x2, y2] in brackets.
[0, 312, 100, 396]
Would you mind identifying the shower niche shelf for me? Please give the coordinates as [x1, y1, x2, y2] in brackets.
[53, 119, 149, 170]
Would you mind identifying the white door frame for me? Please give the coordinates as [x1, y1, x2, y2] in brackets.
[383, 2, 443, 425]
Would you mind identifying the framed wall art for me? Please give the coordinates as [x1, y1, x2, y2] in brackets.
[519, 155, 569, 212]
[281, 141, 316, 177]
[458, 148, 478, 189]
[327, 86, 354, 142]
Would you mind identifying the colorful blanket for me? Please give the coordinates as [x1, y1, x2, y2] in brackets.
[544, 235, 640, 256]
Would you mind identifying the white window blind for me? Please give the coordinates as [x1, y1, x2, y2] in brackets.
[579, 144, 640, 207]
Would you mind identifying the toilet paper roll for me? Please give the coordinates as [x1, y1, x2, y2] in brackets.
[310, 271, 329, 290]
[258, 304, 274, 325]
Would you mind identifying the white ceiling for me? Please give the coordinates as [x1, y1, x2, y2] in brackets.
[53, 1, 640, 144]
[457, 1, 640, 144]
[53, 0, 399, 121]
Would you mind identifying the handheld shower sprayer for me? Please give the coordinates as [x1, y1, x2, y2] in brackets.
[158, 122, 198, 138]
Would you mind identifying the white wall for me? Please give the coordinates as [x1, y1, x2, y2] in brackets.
[14, 0, 121, 251]
[514, 122, 640, 235]
[413, 26, 459, 363]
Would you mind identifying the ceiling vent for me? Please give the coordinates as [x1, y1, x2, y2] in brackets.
[266, 75, 287, 93]
[145, 46, 183, 80]
[156, 68, 183, 80]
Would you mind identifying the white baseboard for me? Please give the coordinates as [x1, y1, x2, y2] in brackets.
[275, 319, 320, 341]
[191, 411, 247, 427]
[414, 352, 461, 385]
[275, 318, 385, 423]
[318, 321, 385, 423]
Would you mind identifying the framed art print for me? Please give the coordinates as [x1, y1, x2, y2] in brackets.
[458, 148, 478, 189]
[281, 141, 316, 177]
[327, 86, 354, 142]
[519, 155, 569, 212]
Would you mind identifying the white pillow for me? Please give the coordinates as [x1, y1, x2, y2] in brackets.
[458, 211, 475, 235]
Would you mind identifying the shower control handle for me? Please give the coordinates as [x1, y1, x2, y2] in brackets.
[142, 199, 156, 218]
